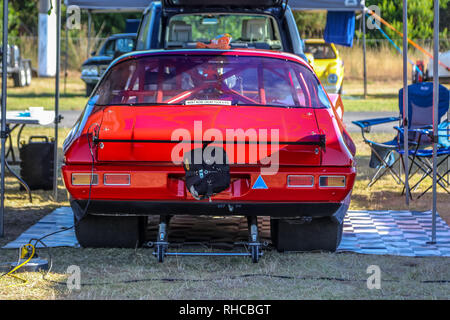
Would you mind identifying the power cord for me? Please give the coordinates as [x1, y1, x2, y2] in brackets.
[0, 124, 100, 285]
[42, 272, 450, 287]
[28, 123, 99, 249]
[0, 244, 36, 288]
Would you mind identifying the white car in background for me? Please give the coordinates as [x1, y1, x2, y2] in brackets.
[414, 50, 450, 83]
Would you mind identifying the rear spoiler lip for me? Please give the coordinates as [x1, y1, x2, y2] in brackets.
[93, 135, 326, 148]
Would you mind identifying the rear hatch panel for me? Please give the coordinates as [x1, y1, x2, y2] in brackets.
[96, 105, 323, 167]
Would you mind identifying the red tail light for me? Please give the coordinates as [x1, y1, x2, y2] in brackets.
[287, 175, 314, 187]
[104, 174, 131, 186]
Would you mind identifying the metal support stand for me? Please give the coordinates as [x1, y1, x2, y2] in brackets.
[247, 216, 261, 263]
[152, 215, 263, 263]
[154, 215, 170, 263]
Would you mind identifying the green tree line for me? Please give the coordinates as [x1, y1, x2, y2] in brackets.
[1, 0, 449, 42]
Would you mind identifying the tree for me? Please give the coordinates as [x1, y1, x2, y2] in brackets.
[365, 0, 449, 42]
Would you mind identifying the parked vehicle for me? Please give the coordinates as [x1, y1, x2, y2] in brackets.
[135, 0, 306, 59]
[81, 33, 136, 96]
[62, 48, 356, 254]
[413, 50, 450, 84]
[304, 39, 344, 94]
[0, 44, 32, 87]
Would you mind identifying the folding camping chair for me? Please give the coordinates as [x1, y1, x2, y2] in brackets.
[352, 82, 450, 189]
[395, 120, 450, 199]
[352, 116, 401, 187]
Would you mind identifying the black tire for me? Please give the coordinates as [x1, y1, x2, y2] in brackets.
[74, 213, 148, 248]
[271, 217, 343, 252]
[13, 64, 27, 87]
[85, 83, 95, 97]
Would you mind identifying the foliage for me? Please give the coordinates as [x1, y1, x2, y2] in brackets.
[365, 0, 449, 43]
[292, 11, 327, 39]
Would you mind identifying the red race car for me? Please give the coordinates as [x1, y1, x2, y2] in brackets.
[62, 49, 356, 260]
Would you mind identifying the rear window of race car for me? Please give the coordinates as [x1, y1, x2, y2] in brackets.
[93, 55, 332, 109]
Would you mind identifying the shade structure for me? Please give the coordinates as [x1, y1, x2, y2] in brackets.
[64, 0, 150, 12]
[65, 0, 365, 12]
[289, 0, 364, 11]
[0, 0, 441, 245]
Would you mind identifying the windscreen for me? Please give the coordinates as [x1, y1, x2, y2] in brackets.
[166, 14, 282, 50]
[304, 43, 336, 60]
[94, 55, 331, 109]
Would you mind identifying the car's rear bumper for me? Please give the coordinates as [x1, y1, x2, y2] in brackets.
[62, 164, 356, 204]
[71, 194, 350, 223]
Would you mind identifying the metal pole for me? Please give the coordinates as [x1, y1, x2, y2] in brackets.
[402, 0, 410, 206]
[430, 0, 439, 244]
[64, 16, 68, 96]
[0, 0, 8, 238]
[53, 0, 61, 201]
[87, 10, 92, 58]
[362, 9, 367, 99]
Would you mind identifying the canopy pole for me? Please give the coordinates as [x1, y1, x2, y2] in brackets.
[53, 0, 61, 201]
[362, 8, 367, 99]
[430, 0, 439, 244]
[402, 0, 410, 206]
[87, 9, 92, 57]
[64, 14, 68, 96]
[0, 0, 8, 238]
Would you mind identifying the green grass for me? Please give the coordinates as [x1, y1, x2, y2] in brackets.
[343, 96, 398, 112]
[6, 76, 88, 111]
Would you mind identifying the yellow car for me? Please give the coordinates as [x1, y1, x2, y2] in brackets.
[304, 39, 344, 94]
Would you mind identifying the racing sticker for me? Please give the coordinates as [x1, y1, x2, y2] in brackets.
[252, 175, 268, 189]
[185, 100, 232, 106]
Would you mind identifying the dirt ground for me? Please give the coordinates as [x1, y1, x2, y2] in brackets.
[0, 104, 449, 299]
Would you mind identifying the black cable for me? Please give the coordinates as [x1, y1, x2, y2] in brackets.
[43, 273, 450, 287]
[23, 124, 99, 278]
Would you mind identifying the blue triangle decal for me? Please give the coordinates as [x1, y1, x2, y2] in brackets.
[252, 175, 268, 189]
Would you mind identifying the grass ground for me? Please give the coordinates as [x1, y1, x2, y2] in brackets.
[0, 126, 449, 299]
[6, 74, 87, 111]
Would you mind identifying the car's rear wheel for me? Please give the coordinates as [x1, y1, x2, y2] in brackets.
[74, 213, 148, 248]
[270, 217, 343, 252]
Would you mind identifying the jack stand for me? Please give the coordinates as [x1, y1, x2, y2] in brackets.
[248, 216, 262, 263]
[151, 215, 264, 263]
[153, 215, 170, 263]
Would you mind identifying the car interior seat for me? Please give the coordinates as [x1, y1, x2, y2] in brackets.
[240, 19, 277, 50]
[241, 19, 267, 42]
[167, 21, 192, 48]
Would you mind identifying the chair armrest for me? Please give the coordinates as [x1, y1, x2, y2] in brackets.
[352, 117, 400, 133]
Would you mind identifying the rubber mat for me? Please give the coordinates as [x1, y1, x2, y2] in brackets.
[3, 207, 450, 257]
